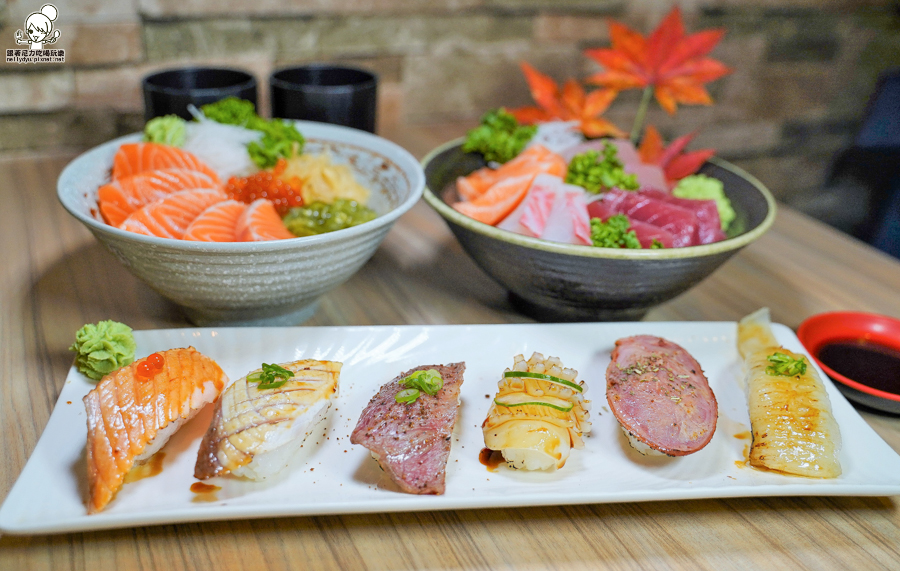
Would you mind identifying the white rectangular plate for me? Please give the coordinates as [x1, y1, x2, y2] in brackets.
[3, 322, 900, 534]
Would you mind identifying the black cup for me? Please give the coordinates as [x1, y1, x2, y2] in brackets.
[270, 65, 378, 133]
[142, 67, 258, 122]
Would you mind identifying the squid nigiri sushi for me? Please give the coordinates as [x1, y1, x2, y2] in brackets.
[194, 359, 341, 480]
[737, 308, 842, 478]
[482, 353, 591, 471]
[83, 347, 227, 513]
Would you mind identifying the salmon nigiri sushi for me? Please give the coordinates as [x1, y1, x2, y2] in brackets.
[83, 347, 227, 513]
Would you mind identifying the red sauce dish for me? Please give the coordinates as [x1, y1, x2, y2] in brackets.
[797, 311, 900, 415]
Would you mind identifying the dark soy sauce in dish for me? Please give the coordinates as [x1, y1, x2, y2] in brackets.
[817, 341, 900, 394]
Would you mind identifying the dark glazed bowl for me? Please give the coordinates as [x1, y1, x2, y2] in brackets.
[143, 67, 258, 121]
[422, 139, 777, 321]
[270, 65, 377, 133]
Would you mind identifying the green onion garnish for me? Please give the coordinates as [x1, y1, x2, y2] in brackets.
[395, 388, 420, 403]
[248, 362, 295, 389]
[395, 369, 443, 403]
[765, 352, 807, 377]
[503, 370, 583, 392]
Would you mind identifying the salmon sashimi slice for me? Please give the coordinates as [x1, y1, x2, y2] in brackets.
[452, 174, 537, 226]
[120, 189, 227, 239]
[235, 199, 296, 241]
[112, 142, 220, 184]
[98, 168, 220, 227]
[183, 200, 247, 242]
[83, 347, 227, 513]
[458, 145, 567, 203]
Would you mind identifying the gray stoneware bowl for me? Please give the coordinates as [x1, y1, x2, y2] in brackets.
[422, 139, 777, 321]
[58, 122, 424, 326]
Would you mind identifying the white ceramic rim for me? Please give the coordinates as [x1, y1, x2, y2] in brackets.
[58, 121, 425, 252]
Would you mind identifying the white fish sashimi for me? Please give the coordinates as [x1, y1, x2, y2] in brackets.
[497, 174, 562, 236]
[498, 174, 591, 245]
[561, 138, 639, 165]
[541, 188, 592, 246]
[194, 359, 341, 481]
[560, 138, 668, 190]
[526, 120, 585, 153]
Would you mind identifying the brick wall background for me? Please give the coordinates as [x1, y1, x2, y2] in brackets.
[1, 0, 899, 223]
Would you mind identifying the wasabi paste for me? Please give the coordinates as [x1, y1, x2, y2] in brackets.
[69, 320, 137, 381]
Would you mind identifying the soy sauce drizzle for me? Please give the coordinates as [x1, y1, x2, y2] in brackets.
[478, 448, 504, 471]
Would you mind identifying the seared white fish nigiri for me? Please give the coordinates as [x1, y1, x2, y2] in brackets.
[194, 359, 341, 480]
[483, 353, 591, 471]
[737, 308, 842, 478]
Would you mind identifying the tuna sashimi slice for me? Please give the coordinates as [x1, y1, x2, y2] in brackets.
[606, 335, 717, 456]
[112, 142, 220, 183]
[183, 199, 247, 242]
[120, 189, 227, 239]
[98, 168, 220, 227]
[639, 189, 726, 244]
[597, 188, 698, 247]
[586, 200, 675, 248]
[350, 362, 465, 495]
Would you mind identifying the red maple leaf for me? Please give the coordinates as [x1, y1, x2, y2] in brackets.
[638, 125, 715, 183]
[507, 61, 626, 138]
[584, 7, 732, 114]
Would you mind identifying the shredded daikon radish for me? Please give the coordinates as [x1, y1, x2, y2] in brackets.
[183, 109, 262, 179]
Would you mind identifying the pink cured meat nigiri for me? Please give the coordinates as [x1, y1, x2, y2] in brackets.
[607, 335, 717, 456]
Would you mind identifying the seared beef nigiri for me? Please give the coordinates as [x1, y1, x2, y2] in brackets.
[350, 363, 465, 495]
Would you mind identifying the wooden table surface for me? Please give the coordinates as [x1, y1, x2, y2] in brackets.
[2, 124, 900, 570]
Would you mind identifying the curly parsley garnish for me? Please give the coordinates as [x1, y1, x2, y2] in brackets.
[247, 363, 295, 389]
[462, 108, 537, 164]
[565, 143, 639, 194]
[765, 353, 807, 377]
[395, 369, 444, 404]
[200, 97, 304, 169]
[590, 214, 642, 249]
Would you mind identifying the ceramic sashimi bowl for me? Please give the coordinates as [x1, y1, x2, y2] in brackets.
[422, 139, 776, 321]
[58, 122, 424, 326]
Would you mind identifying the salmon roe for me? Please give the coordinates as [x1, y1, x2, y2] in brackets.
[225, 159, 303, 216]
[136, 352, 165, 380]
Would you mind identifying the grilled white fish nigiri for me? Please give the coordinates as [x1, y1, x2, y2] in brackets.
[194, 359, 341, 480]
[737, 308, 842, 478]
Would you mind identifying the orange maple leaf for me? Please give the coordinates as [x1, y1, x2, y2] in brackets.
[638, 125, 715, 183]
[507, 62, 626, 138]
[584, 7, 732, 114]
